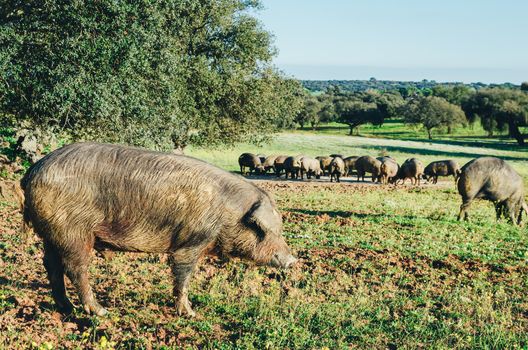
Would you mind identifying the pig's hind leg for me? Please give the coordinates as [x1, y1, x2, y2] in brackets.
[42, 240, 74, 314]
[458, 199, 472, 221]
[61, 234, 108, 316]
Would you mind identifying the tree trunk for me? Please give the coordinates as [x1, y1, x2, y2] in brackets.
[427, 128, 432, 140]
[508, 121, 525, 145]
[348, 124, 354, 136]
[447, 125, 452, 134]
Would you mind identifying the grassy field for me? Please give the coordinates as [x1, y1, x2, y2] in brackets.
[186, 125, 528, 180]
[1, 128, 528, 349]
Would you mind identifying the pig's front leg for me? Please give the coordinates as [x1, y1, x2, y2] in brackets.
[168, 250, 198, 317]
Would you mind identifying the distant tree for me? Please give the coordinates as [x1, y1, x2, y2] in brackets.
[316, 94, 337, 124]
[432, 85, 473, 105]
[521, 82, 528, 92]
[0, 0, 303, 152]
[333, 90, 404, 135]
[296, 95, 322, 129]
[367, 90, 405, 116]
[336, 99, 382, 135]
[402, 96, 466, 139]
[463, 88, 528, 144]
[431, 85, 474, 133]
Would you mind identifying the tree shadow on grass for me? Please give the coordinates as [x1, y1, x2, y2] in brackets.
[393, 136, 528, 153]
[362, 144, 528, 161]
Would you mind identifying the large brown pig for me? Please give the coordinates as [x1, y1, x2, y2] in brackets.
[343, 156, 359, 176]
[395, 158, 424, 185]
[424, 160, 461, 184]
[330, 157, 345, 183]
[21, 143, 296, 317]
[457, 157, 528, 224]
[355, 156, 381, 182]
[238, 153, 264, 176]
[379, 158, 399, 185]
[300, 157, 323, 179]
[316, 156, 333, 176]
[284, 156, 303, 179]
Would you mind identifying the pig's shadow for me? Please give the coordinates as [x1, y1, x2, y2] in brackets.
[286, 208, 435, 222]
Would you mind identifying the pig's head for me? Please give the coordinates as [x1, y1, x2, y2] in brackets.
[255, 164, 265, 174]
[221, 196, 296, 269]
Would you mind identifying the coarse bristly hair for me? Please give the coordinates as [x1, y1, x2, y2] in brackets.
[22, 142, 291, 260]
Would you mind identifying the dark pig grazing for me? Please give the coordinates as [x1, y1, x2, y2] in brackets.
[300, 157, 323, 179]
[274, 155, 289, 177]
[396, 158, 424, 185]
[424, 160, 461, 184]
[355, 156, 381, 182]
[330, 157, 345, 183]
[284, 156, 303, 179]
[343, 156, 359, 176]
[379, 158, 400, 185]
[316, 156, 333, 176]
[457, 157, 528, 224]
[263, 155, 279, 174]
[21, 143, 297, 317]
[238, 153, 264, 176]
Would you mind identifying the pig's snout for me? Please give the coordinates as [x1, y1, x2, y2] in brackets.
[270, 252, 297, 269]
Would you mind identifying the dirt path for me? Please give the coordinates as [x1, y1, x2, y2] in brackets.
[246, 174, 456, 190]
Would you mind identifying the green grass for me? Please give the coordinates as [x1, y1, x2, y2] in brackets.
[1, 126, 528, 349]
[186, 126, 528, 180]
[1, 183, 527, 349]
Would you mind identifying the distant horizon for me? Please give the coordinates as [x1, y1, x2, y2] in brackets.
[277, 64, 526, 85]
[258, 1, 528, 85]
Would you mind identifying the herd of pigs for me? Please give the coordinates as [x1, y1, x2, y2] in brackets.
[17, 143, 528, 318]
[239, 153, 460, 184]
[239, 152, 528, 224]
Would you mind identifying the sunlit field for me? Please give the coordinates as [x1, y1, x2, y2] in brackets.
[1, 128, 527, 349]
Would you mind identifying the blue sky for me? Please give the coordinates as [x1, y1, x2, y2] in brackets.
[256, 0, 528, 83]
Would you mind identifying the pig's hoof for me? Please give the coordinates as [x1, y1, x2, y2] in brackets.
[84, 303, 108, 317]
[95, 307, 108, 317]
[176, 299, 196, 317]
[57, 299, 74, 315]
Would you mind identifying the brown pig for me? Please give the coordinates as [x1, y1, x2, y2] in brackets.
[396, 158, 424, 185]
[379, 158, 400, 185]
[457, 157, 528, 224]
[423, 160, 461, 184]
[355, 156, 381, 182]
[284, 156, 303, 179]
[343, 156, 359, 176]
[300, 157, 323, 179]
[274, 155, 289, 177]
[21, 143, 296, 317]
[316, 156, 333, 176]
[330, 157, 345, 183]
[238, 153, 264, 176]
[263, 155, 279, 174]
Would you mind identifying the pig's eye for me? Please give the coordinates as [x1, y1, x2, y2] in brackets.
[244, 220, 266, 241]
[252, 225, 266, 241]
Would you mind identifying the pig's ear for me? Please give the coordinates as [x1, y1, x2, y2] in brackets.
[244, 200, 281, 237]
